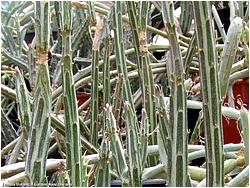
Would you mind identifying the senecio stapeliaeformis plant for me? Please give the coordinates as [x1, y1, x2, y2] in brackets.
[0, 1, 249, 187]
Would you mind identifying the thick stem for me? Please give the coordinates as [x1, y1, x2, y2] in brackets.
[162, 1, 188, 186]
[25, 2, 51, 186]
[192, 2, 224, 186]
[60, 2, 85, 186]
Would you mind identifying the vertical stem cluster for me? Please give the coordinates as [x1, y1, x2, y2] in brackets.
[192, 1, 224, 186]
[60, 2, 86, 186]
[127, 1, 157, 166]
[25, 2, 51, 186]
[113, 2, 143, 186]
[162, 1, 188, 186]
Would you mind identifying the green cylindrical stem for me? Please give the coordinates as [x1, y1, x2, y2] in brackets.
[113, 1, 135, 107]
[184, 33, 196, 77]
[87, 1, 96, 25]
[193, 1, 224, 186]
[15, 67, 31, 136]
[25, 2, 51, 186]
[156, 87, 172, 183]
[162, 1, 188, 186]
[140, 109, 149, 168]
[127, 1, 158, 166]
[102, 19, 111, 109]
[219, 17, 243, 98]
[106, 106, 129, 186]
[90, 18, 104, 147]
[126, 1, 140, 65]
[95, 137, 111, 187]
[112, 75, 123, 128]
[180, 1, 192, 35]
[125, 102, 142, 186]
[60, 2, 84, 186]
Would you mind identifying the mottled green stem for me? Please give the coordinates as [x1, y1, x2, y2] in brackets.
[112, 75, 123, 128]
[60, 2, 85, 186]
[25, 2, 51, 186]
[95, 137, 111, 187]
[95, 18, 112, 187]
[184, 33, 196, 77]
[127, 1, 157, 166]
[162, 1, 188, 186]
[90, 18, 104, 147]
[15, 67, 31, 137]
[140, 109, 149, 168]
[124, 102, 142, 186]
[106, 106, 129, 186]
[155, 86, 172, 184]
[192, 1, 224, 186]
[180, 1, 192, 35]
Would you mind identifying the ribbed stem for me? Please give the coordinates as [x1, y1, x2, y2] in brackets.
[155, 86, 172, 184]
[192, 1, 224, 186]
[184, 33, 196, 77]
[162, 1, 188, 186]
[60, 2, 84, 186]
[15, 67, 30, 137]
[112, 75, 123, 128]
[113, 1, 134, 106]
[95, 18, 112, 187]
[124, 102, 142, 186]
[87, 1, 96, 25]
[180, 1, 193, 35]
[95, 137, 111, 187]
[140, 109, 149, 168]
[127, 1, 158, 166]
[90, 18, 104, 147]
[25, 2, 51, 186]
[106, 106, 129, 186]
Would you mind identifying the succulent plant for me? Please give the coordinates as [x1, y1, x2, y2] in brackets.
[1, 1, 249, 187]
